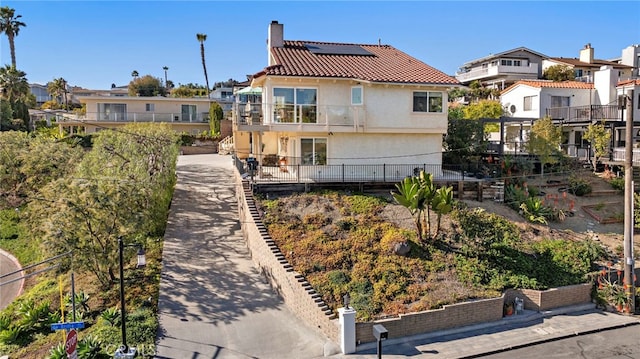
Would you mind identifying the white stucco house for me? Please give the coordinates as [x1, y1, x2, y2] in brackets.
[232, 21, 460, 182]
[500, 66, 640, 163]
[58, 95, 213, 134]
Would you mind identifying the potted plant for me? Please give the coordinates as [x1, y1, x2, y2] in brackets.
[503, 301, 514, 316]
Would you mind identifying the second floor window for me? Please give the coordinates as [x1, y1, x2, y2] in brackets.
[551, 96, 570, 108]
[413, 92, 443, 113]
[523, 96, 537, 111]
[351, 86, 363, 105]
[273, 87, 317, 123]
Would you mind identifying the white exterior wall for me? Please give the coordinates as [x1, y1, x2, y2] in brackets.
[262, 78, 448, 133]
[594, 66, 617, 105]
[540, 88, 592, 110]
[617, 84, 640, 125]
[501, 85, 543, 118]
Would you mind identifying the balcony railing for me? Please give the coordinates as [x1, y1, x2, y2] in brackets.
[612, 148, 640, 165]
[455, 63, 538, 82]
[234, 102, 365, 127]
[62, 112, 210, 123]
[546, 105, 621, 123]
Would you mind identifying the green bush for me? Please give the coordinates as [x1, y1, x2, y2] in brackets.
[568, 176, 592, 196]
[609, 177, 624, 192]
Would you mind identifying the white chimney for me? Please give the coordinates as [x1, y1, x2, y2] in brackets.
[268, 21, 283, 66]
[579, 43, 594, 64]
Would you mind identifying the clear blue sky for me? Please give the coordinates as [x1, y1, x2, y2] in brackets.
[2, 1, 639, 90]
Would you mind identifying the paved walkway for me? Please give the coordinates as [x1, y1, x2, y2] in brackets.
[155, 154, 640, 359]
[154, 154, 332, 359]
[330, 304, 639, 358]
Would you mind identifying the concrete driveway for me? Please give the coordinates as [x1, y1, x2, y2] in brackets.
[0, 249, 23, 310]
[155, 154, 332, 359]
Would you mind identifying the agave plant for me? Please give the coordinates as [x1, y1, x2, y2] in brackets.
[78, 335, 103, 358]
[100, 307, 120, 326]
[520, 197, 552, 224]
[47, 342, 66, 359]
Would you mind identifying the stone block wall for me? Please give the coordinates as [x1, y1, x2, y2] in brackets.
[355, 297, 503, 344]
[237, 179, 339, 342]
[506, 283, 592, 311]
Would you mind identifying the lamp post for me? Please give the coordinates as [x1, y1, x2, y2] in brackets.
[114, 237, 146, 358]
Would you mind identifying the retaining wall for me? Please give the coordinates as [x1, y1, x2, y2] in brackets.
[237, 179, 340, 342]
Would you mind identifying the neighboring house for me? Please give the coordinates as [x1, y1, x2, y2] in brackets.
[29, 83, 51, 106]
[499, 66, 640, 163]
[210, 87, 234, 118]
[232, 21, 459, 181]
[58, 95, 212, 134]
[455, 47, 549, 90]
[543, 43, 634, 83]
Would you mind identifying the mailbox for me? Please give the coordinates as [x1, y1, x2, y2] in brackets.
[372, 324, 388, 341]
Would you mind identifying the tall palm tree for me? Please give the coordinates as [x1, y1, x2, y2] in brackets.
[0, 7, 26, 67]
[196, 33, 210, 98]
[163, 66, 169, 89]
[131, 70, 139, 80]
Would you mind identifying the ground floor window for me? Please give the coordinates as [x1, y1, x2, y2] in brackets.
[301, 138, 327, 165]
[181, 104, 197, 121]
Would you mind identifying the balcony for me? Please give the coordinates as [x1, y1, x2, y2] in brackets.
[62, 112, 210, 123]
[455, 63, 538, 83]
[546, 105, 621, 123]
[233, 102, 365, 131]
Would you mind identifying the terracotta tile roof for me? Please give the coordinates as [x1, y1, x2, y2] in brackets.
[259, 40, 459, 85]
[548, 57, 632, 69]
[501, 80, 594, 94]
[617, 79, 640, 87]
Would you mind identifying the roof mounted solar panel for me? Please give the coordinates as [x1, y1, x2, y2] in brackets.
[304, 43, 374, 56]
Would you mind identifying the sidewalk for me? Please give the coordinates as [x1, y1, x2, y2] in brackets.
[331, 304, 639, 358]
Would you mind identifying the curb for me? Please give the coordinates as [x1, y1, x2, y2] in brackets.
[459, 321, 640, 358]
[0, 248, 25, 298]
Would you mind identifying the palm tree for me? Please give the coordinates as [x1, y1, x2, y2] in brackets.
[47, 77, 68, 109]
[0, 64, 28, 102]
[0, 7, 26, 67]
[196, 33, 210, 98]
[162, 66, 169, 89]
[131, 70, 139, 80]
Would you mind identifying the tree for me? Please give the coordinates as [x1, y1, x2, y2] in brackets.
[163, 66, 169, 89]
[127, 74, 167, 97]
[0, 6, 26, 67]
[444, 103, 489, 165]
[131, 70, 139, 80]
[196, 33, 210, 98]
[543, 65, 575, 82]
[468, 81, 500, 101]
[0, 64, 29, 130]
[526, 117, 562, 176]
[47, 77, 68, 109]
[27, 124, 179, 288]
[583, 121, 611, 171]
[209, 102, 223, 136]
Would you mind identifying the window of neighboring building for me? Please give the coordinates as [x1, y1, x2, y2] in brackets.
[490, 60, 498, 66]
[351, 86, 363, 105]
[513, 60, 522, 66]
[98, 103, 127, 120]
[301, 138, 327, 165]
[523, 96, 537, 111]
[551, 96, 570, 108]
[482, 63, 488, 69]
[181, 104, 197, 121]
[575, 69, 583, 77]
[273, 87, 317, 123]
[501, 59, 513, 66]
[145, 103, 155, 111]
[413, 92, 443, 113]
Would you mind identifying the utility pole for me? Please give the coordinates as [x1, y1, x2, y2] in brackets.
[623, 88, 635, 314]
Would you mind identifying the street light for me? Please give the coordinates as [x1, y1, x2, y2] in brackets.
[114, 237, 146, 358]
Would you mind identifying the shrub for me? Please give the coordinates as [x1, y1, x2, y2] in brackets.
[609, 177, 624, 192]
[520, 197, 552, 224]
[568, 176, 592, 196]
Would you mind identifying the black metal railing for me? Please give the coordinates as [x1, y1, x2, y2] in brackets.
[546, 105, 620, 123]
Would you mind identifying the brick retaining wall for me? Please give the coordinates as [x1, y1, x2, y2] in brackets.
[237, 179, 340, 342]
[505, 283, 592, 312]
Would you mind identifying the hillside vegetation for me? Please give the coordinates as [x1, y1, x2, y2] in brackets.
[257, 191, 606, 321]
